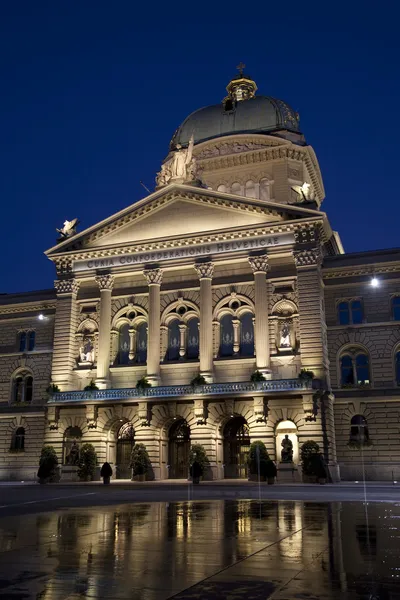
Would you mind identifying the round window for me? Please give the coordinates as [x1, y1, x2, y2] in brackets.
[177, 306, 186, 316]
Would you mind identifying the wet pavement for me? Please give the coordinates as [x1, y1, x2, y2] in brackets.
[0, 499, 399, 599]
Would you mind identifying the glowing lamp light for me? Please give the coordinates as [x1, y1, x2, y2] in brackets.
[38, 313, 45, 320]
[370, 277, 379, 287]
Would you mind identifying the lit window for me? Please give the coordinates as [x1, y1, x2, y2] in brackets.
[231, 182, 242, 196]
[340, 351, 370, 387]
[239, 313, 254, 356]
[135, 322, 147, 364]
[259, 178, 270, 201]
[337, 300, 363, 325]
[220, 315, 234, 357]
[186, 318, 199, 360]
[117, 324, 130, 365]
[167, 319, 180, 361]
[245, 180, 256, 199]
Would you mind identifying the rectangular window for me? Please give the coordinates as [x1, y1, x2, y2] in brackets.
[27, 331, 36, 351]
[351, 300, 363, 325]
[392, 297, 400, 321]
[18, 332, 26, 352]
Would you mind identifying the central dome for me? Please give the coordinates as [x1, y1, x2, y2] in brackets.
[170, 71, 300, 151]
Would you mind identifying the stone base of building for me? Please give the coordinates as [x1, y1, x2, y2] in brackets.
[0, 466, 38, 482]
[339, 462, 399, 482]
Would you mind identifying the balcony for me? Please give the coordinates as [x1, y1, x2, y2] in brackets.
[49, 378, 312, 403]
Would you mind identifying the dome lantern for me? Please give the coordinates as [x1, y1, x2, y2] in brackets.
[225, 62, 258, 103]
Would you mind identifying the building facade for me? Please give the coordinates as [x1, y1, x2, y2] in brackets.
[1, 70, 399, 481]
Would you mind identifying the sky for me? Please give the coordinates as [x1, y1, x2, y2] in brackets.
[0, 1, 399, 293]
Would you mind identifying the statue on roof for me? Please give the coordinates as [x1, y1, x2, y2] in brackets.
[56, 218, 79, 239]
[156, 134, 197, 188]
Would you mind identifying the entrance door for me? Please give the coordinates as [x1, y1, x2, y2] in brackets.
[116, 423, 135, 479]
[223, 416, 250, 478]
[168, 419, 190, 479]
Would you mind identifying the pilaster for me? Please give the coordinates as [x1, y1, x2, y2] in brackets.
[95, 274, 114, 389]
[248, 253, 271, 377]
[51, 278, 80, 390]
[194, 262, 214, 382]
[144, 268, 163, 385]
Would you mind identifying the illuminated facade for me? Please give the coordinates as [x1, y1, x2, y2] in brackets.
[1, 70, 399, 481]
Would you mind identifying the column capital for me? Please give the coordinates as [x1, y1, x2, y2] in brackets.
[143, 268, 163, 285]
[54, 278, 80, 296]
[194, 261, 214, 279]
[293, 247, 322, 268]
[248, 253, 269, 274]
[95, 273, 115, 291]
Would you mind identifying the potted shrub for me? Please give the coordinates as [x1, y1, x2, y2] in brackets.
[130, 443, 150, 481]
[298, 369, 314, 384]
[189, 444, 209, 483]
[100, 462, 113, 484]
[300, 440, 320, 483]
[84, 380, 99, 398]
[37, 445, 59, 484]
[77, 443, 97, 481]
[310, 453, 329, 484]
[136, 377, 151, 391]
[250, 370, 266, 383]
[190, 374, 207, 387]
[264, 459, 277, 484]
[248, 440, 269, 481]
[46, 383, 60, 398]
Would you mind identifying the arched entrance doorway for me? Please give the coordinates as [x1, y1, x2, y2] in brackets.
[116, 422, 135, 479]
[168, 419, 190, 479]
[223, 416, 250, 479]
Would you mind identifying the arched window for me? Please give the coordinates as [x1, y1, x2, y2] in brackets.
[167, 319, 180, 361]
[231, 182, 242, 196]
[337, 300, 363, 325]
[239, 313, 254, 356]
[217, 184, 227, 193]
[135, 322, 147, 363]
[259, 178, 270, 201]
[245, 180, 256, 199]
[11, 427, 25, 451]
[350, 415, 369, 444]
[12, 372, 33, 403]
[395, 351, 400, 385]
[186, 317, 199, 359]
[340, 350, 370, 387]
[392, 297, 400, 321]
[117, 324, 130, 365]
[338, 302, 350, 325]
[220, 314, 234, 357]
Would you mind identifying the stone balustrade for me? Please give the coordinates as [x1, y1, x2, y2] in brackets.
[49, 378, 312, 403]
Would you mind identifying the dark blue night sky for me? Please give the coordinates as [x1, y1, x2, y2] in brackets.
[1, 1, 399, 293]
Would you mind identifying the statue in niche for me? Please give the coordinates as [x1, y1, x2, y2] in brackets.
[66, 441, 80, 466]
[281, 435, 293, 462]
[80, 337, 94, 363]
[280, 321, 291, 348]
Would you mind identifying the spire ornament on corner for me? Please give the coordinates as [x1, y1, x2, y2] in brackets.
[156, 133, 199, 189]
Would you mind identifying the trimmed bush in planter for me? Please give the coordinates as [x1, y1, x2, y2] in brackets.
[300, 440, 328, 482]
[190, 374, 207, 386]
[37, 446, 59, 484]
[77, 443, 97, 481]
[130, 443, 151, 481]
[264, 459, 277, 484]
[250, 370, 266, 382]
[84, 380, 99, 392]
[248, 440, 269, 479]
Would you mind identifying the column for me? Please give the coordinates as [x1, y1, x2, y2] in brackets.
[144, 268, 163, 385]
[128, 327, 136, 361]
[194, 262, 214, 382]
[248, 254, 271, 377]
[52, 279, 80, 391]
[178, 323, 187, 358]
[95, 273, 114, 389]
[293, 247, 329, 382]
[232, 319, 240, 355]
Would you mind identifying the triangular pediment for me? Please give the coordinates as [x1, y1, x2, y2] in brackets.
[46, 184, 322, 257]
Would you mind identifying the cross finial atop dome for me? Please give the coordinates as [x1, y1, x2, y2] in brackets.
[236, 61, 246, 76]
[226, 66, 257, 102]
